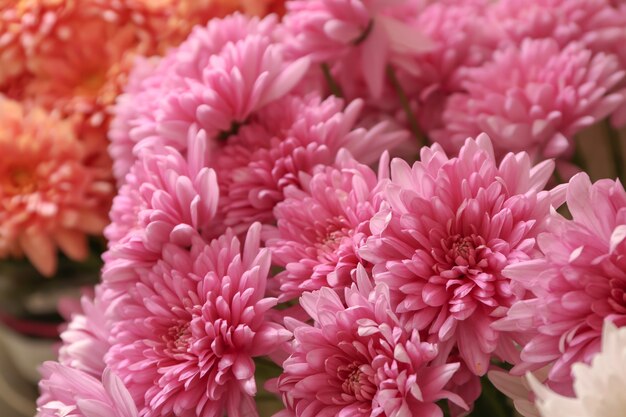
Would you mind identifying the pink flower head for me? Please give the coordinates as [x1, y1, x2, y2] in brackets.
[0, 97, 112, 276]
[495, 173, 626, 396]
[266, 150, 388, 301]
[37, 362, 137, 417]
[108, 12, 277, 183]
[215, 93, 409, 232]
[283, 0, 433, 98]
[431, 39, 625, 161]
[103, 128, 219, 295]
[489, 0, 626, 53]
[106, 224, 291, 417]
[108, 13, 309, 184]
[276, 265, 466, 417]
[360, 134, 564, 376]
[58, 286, 112, 378]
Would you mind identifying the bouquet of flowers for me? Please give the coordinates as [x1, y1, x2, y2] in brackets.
[25, 0, 626, 416]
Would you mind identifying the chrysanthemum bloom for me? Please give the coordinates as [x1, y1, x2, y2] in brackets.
[215, 93, 408, 232]
[0, 97, 112, 276]
[431, 39, 625, 161]
[489, 0, 626, 55]
[108, 13, 296, 183]
[266, 150, 388, 301]
[360, 134, 564, 376]
[57, 285, 112, 378]
[276, 265, 466, 417]
[528, 321, 626, 417]
[495, 173, 626, 396]
[282, 0, 433, 99]
[103, 128, 220, 296]
[37, 363, 138, 417]
[106, 224, 291, 417]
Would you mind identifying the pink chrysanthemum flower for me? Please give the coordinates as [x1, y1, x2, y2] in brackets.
[359, 134, 564, 376]
[37, 363, 138, 417]
[282, 0, 433, 99]
[265, 150, 388, 301]
[103, 128, 219, 295]
[276, 265, 466, 417]
[0, 97, 112, 276]
[431, 39, 625, 161]
[108, 13, 308, 184]
[57, 287, 112, 378]
[495, 173, 626, 396]
[489, 0, 626, 54]
[106, 224, 291, 417]
[215, 93, 408, 232]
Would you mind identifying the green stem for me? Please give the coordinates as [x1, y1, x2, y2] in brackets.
[386, 65, 426, 148]
[321, 63, 344, 98]
[605, 119, 624, 181]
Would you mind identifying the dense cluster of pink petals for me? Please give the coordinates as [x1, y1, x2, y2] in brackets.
[360, 134, 562, 376]
[107, 13, 297, 183]
[33, 1, 626, 416]
[431, 39, 625, 160]
[106, 224, 290, 417]
[57, 287, 112, 378]
[0, 97, 113, 276]
[103, 129, 220, 296]
[216, 93, 409, 232]
[276, 265, 466, 417]
[495, 173, 626, 396]
[37, 363, 137, 417]
[282, 0, 433, 99]
[489, 0, 626, 55]
[266, 151, 387, 300]
[111, 14, 412, 231]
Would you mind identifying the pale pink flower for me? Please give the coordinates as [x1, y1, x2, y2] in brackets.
[275, 265, 466, 417]
[282, 0, 433, 98]
[431, 39, 625, 161]
[57, 287, 111, 378]
[265, 150, 388, 301]
[106, 224, 291, 417]
[495, 173, 626, 396]
[489, 0, 626, 55]
[360, 134, 563, 376]
[37, 362, 138, 417]
[103, 128, 220, 295]
[108, 13, 308, 184]
[0, 97, 112, 276]
[527, 321, 626, 417]
[215, 93, 408, 232]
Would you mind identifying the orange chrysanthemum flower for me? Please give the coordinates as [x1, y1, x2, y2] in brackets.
[0, 97, 113, 276]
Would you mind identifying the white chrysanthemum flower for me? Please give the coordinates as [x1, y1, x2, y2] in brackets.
[528, 321, 626, 417]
